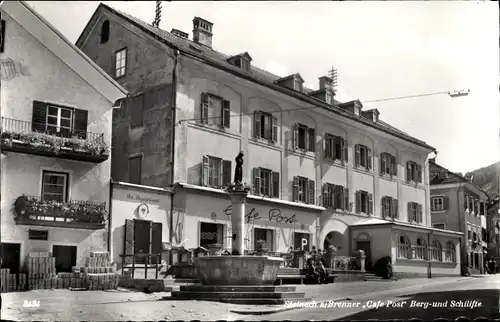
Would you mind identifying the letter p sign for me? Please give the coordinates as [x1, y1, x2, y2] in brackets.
[301, 238, 308, 250]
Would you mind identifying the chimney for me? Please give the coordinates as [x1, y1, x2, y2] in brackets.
[193, 17, 213, 47]
[319, 76, 333, 90]
[171, 28, 189, 39]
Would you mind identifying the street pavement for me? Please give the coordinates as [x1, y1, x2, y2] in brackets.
[240, 275, 500, 321]
[0, 276, 485, 321]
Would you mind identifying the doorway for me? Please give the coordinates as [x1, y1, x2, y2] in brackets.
[134, 219, 151, 264]
[0, 243, 21, 273]
[53, 245, 77, 273]
[356, 240, 372, 271]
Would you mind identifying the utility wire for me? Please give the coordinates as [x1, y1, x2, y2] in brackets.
[175, 90, 453, 125]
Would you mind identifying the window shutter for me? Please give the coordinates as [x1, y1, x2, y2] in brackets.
[381, 197, 387, 218]
[343, 139, 348, 163]
[32, 101, 47, 133]
[271, 116, 278, 143]
[343, 188, 349, 211]
[391, 155, 397, 176]
[355, 191, 361, 214]
[336, 185, 344, 209]
[252, 168, 261, 195]
[417, 204, 423, 223]
[201, 93, 209, 123]
[324, 134, 331, 159]
[333, 136, 342, 160]
[407, 202, 412, 222]
[406, 162, 411, 182]
[416, 164, 422, 183]
[307, 179, 315, 205]
[367, 148, 372, 170]
[307, 128, 316, 152]
[443, 197, 450, 210]
[151, 222, 163, 264]
[0, 20, 5, 53]
[222, 100, 230, 128]
[123, 219, 135, 265]
[130, 94, 144, 129]
[355, 145, 360, 167]
[271, 171, 280, 198]
[368, 193, 373, 214]
[73, 108, 89, 139]
[292, 123, 299, 150]
[464, 195, 469, 211]
[293, 176, 299, 202]
[222, 160, 232, 186]
[392, 199, 398, 219]
[380, 153, 386, 175]
[128, 156, 142, 184]
[202, 155, 209, 186]
[321, 184, 327, 207]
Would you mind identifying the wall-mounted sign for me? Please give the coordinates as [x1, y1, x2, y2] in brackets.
[29, 229, 48, 241]
[134, 203, 150, 220]
[127, 193, 160, 204]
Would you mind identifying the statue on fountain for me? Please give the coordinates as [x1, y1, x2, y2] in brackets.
[227, 151, 250, 192]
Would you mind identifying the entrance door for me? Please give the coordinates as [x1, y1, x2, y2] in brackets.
[134, 219, 151, 264]
[0, 243, 21, 273]
[356, 240, 372, 271]
[53, 245, 77, 273]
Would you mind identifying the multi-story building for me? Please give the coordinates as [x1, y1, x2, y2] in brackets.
[76, 4, 462, 277]
[429, 160, 490, 274]
[0, 1, 127, 273]
[487, 197, 500, 266]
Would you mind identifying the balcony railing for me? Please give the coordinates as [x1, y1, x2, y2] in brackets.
[1, 117, 109, 163]
[13, 195, 107, 230]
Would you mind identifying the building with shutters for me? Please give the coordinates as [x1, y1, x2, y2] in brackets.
[76, 3, 462, 277]
[429, 159, 490, 275]
[486, 197, 500, 268]
[0, 1, 127, 273]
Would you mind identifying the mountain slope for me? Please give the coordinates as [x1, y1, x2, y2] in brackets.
[465, 161, 500, 198]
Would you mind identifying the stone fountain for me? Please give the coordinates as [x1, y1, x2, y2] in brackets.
[170, 152, 308, 304]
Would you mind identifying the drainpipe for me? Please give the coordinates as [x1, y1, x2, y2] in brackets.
[168, 49, 180, 266]
[428, 230, 433, 278]
[108, 178, 114, 255]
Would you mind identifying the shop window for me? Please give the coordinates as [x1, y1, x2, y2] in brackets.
[199, 222, 223, 248]
[254, 228, 274, 251]
[430, 240, 442, 262]
[444, 241, 455, 262]
[293, 232, 310, 252]
[415, 237, 427, 260]
[397, 235, 411, 259]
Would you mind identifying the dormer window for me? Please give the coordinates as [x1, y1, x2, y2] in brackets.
[354, 106, 360, 116]
[275, 73, 304, 92]
[227, 52, 252, 71]
[294, 79, 303, 92]
[326, 92, 333, 105]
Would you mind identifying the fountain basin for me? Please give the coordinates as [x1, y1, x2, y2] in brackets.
[194, 256, 283, 285]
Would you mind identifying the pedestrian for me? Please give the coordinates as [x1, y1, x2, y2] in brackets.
[305, 258, 319, 284]
[316, 260, 329, 284]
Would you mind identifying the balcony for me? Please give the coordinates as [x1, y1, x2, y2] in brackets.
[1, 117, 109, 163]
[13, 195, 107, 230]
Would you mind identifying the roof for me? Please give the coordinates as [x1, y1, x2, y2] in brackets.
[77, 3, 435, 151]
[351, 217, 463, 236]
[429, 160, 490, 198]
[1, 1, 128, 104]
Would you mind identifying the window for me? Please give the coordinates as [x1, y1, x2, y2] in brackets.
[32, 101, 89, 139]
[415, 237, 428, 260]
[254, 111, 277, 142]
[444, 242, 455, 262]
[430, 240, 442, 261]
[380, 153, 397, 176]
[100, 20, 110, 44]
[128, 156, 142, 184]
[322, 183, 349, 211]
[201, 93, 230, 128]
[397, 235, 411, 259]
[406, 161, 422, 183]
[408, 202, 423, 223]
[381, 196, 398, 219]
[293, 123, 315, 152]
[293, 232, 310, 251]
[294, 79, 303, 92]
[354, 144, 372, 170]
[467, 225, 472, 240]
[433, 223, 445, 230]
[480, 202, 485, 216]
[202, 156, 231, 188]
[115, 48, 127, 78]
[324, 134, 348, 162]
[42, 171, 68, 202]
[473, 231, 478, 242]
[254, 228, 274, 251]
[293, 176, 315, 204]
[252, 168, 279, 198]
[0, 20, 5, 53]
[199, 222, 223, 248]
[355, 190, 373, 215]
[431, 196, 445, 212]
[130, 94, 144, 129]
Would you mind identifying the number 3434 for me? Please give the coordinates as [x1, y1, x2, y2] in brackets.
[23, 300, 40, 308]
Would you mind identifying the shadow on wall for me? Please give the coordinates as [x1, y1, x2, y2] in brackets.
[342, 289, 499, 321]
[112, 225, 125, 271]
[187, 163, 202, 185]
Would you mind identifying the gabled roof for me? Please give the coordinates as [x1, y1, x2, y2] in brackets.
[429, 160, 490, 198]
[228, 52, 252, 62]
[76, 3, 436, 152]
[275, 73, 304, 84]
[1, 1, 128, 104]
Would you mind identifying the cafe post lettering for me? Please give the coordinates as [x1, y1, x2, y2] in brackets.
[222, 205, 297, 224]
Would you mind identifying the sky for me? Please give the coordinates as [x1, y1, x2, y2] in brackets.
[26, 1, 500, 174]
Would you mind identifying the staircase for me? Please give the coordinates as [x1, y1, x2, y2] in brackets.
[167, 285, 310, 305]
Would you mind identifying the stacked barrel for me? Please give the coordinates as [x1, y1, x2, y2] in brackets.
[1, 268, 26, 292]
[81, 251, 119, 290]
[27, 252, 57, 290]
